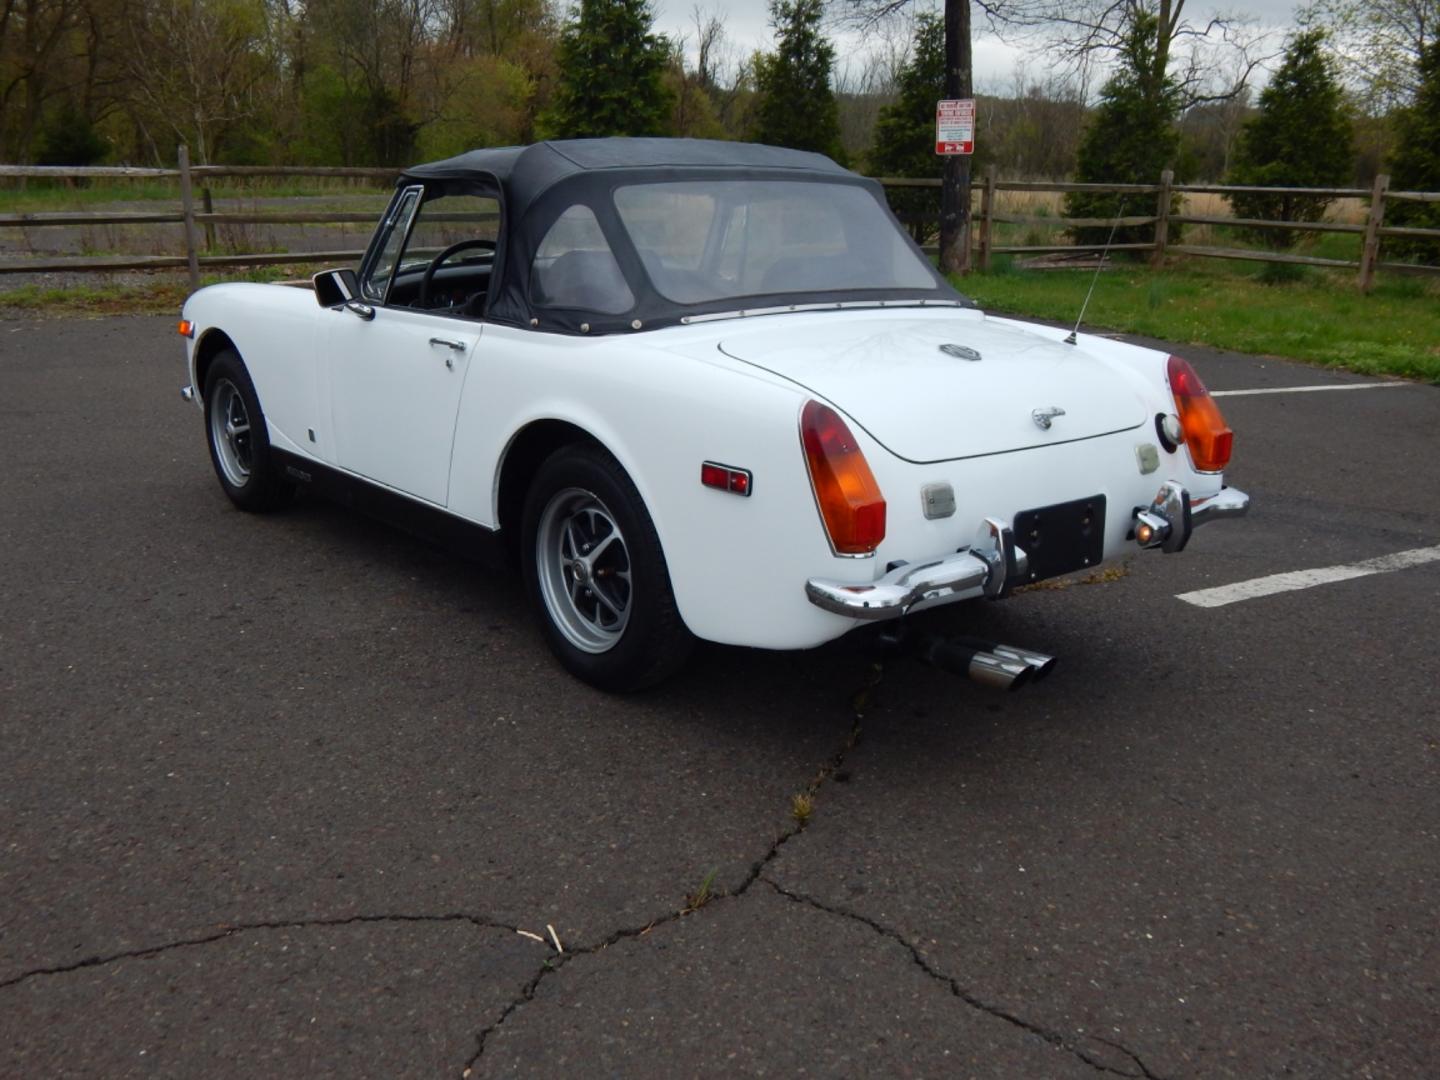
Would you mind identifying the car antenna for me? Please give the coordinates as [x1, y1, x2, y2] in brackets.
[1064, 196, 1126, 346]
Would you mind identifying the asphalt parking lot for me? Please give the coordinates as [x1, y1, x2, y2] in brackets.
[2, 314, 1436, 1078]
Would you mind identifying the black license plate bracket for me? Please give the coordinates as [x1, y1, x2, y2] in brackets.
[1013, 495, 1107, 584]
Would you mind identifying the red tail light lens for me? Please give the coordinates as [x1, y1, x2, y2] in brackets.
[800, 400, 886, 555]
[1167, 355, 1233, 472]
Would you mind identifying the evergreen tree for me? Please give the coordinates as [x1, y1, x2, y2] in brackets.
[1226, 31, 1352, 250]
[537, 0, 673, 139]
[751, 0, 843, 161]
[1065, 11, 1181, 249]
[868, 14, 945, 243]
[1387, 40, 1440, 262]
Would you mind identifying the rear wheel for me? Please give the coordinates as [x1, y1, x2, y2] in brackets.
[203, 349, 293, 512]
[522, 444, 693, 691]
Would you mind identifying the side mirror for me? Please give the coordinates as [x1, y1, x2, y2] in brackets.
[313, 268, 361, 308]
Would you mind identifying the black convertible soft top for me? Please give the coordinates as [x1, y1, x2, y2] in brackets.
[401, 138, 853, 221]
[380, 138, 963, 334]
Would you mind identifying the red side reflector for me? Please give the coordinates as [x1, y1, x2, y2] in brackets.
[701, 461, 753, 496]
[177, 319, 194, 338]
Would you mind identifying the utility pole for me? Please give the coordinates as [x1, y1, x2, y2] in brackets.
[939, 0, 972, 275]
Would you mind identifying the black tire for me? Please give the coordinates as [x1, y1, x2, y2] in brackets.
[202, 348, 294, 512]
[521, 443, 694, 692]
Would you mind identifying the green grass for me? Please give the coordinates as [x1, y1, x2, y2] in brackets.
[955, 258, 1440, 383]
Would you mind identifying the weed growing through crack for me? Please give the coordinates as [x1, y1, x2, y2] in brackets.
[790, 792, 814, 828]
[684, 868, 720, 913]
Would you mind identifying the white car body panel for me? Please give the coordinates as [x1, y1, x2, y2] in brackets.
[715, 310, 1148, 461]
[323, 305, 479, 505]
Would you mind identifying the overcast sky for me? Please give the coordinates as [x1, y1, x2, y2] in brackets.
[651, 1, 1308, 90]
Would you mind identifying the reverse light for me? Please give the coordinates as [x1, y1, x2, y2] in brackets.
[1167, 355, 1233, 472]
[800, 400, 886, 555]
[177, 319, 194, 338]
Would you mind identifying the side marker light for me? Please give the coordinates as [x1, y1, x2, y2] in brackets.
[701, 461, 752, 496]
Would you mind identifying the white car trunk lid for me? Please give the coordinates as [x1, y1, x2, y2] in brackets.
[719, 314, 1147, 462]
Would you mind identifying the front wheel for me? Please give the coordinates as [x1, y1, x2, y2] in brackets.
[203, 349, 293, 512]
[522, 444, 693, 692]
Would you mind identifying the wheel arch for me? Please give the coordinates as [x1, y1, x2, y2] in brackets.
[193, 328, 239, 394]
[495, 418, 602, 558]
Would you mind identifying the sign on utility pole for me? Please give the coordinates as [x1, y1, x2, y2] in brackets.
[939, 0, 973, 276]
[935, 99, 975, 156]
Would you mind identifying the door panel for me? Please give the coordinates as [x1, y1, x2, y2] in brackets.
[324, 305, 480, 505]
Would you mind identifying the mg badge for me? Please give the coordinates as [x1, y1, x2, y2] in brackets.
[939, 343, 982, 361]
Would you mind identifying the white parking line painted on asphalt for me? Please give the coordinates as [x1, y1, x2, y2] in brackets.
[1211, 383, 1413, 397]
[1178, 545, 1440, 608]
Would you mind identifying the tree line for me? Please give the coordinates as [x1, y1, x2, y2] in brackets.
[2, 0, 1437, 253]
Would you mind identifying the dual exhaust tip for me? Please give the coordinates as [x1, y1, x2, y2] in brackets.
[908, 634, 1057, 691]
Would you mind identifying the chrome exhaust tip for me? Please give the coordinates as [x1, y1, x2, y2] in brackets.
[966, 650, 1034, 692]
[989, 644, 1058, 681]
[914, 635, 1033, 692]
[950, 636, 1058, 682]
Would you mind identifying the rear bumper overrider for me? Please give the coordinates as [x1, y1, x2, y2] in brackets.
[805, 480, 1249, 621]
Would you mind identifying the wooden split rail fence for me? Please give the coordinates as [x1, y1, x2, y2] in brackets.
[1, 148, 1437, 293]
[888, 167, 1440, 291]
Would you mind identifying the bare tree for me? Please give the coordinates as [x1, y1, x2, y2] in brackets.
[1301, 0, 1439, 108]
[656, 8, 730, 137]
[983, 0, 1271, 107]
[837, 1, 1271, 107]
[833, 12, 914, 157]
[980, 64, 1088, 178]
[116, 1, 279, 165]
[0, 0, 84, 161]
[691, 4, 727, 90]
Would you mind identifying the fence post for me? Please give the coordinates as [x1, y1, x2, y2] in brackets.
[176, 144, 201, 292]
[1152, 169, 1173, 267]
[1358, 173, 1390, 293]
[201, 186, 216, 251]
[979, 166, 996, 272]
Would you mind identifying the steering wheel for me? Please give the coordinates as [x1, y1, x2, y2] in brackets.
[418, 239, 496, 309]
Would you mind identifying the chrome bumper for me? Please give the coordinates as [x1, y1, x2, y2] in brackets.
[1133, 480, 1249, 553]
[806, 481, 1251, 621]
[1193, 485, 1250, 525]
[806, 518, 1027, 620]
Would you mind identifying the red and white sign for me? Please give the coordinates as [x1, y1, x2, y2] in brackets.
[935, 98, 975, 156]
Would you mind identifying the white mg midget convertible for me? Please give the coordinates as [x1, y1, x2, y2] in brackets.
[179, 138, 1247, 691]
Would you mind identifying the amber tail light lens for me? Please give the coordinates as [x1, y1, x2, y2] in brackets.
[1167, 355, 1233, 472]
[800, 400, 886, 555]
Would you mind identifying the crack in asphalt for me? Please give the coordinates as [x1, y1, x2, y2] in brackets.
[760, 879, 1164, 1080]
[5, 664, 883, 1077]
[0, 912, 521, 993]
[460, 663, 879, 1077]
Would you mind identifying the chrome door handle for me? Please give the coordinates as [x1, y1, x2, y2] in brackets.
[429, 337, 466, 351]
[344, 300, 375, 321]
